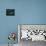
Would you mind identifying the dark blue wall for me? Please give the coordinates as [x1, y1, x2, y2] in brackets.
[0, 0, 46, 44]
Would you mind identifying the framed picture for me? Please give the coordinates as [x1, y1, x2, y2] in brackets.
[6, 9, 15, 16]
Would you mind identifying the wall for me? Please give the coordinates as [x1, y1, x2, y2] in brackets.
[0, 0, 46, 44]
